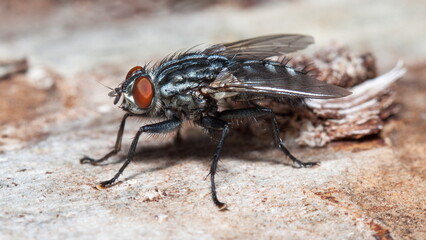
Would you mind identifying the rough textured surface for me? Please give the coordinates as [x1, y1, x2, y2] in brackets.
[1, 1, 426, 239]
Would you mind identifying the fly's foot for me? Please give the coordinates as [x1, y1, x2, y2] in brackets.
[95, 179, 116, 190]
[291, 159, 319, 168]
[212, 193, 228, 211]
[80, 156, 103, 165]
[215, 201, 228, 211]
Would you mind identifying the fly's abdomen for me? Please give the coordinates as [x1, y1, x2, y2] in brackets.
[207, 59, 351, 100]
[229, 60, 301, 82]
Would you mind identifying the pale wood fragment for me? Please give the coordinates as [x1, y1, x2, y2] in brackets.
[297, 62, 406, 146]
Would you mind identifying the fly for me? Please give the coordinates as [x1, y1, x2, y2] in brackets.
[80, 34, 351, 210]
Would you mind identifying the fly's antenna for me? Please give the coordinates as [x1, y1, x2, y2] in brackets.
[98, 79, 123, 105]
[96, 79, 114, 91]
[110, 87, 122, 105]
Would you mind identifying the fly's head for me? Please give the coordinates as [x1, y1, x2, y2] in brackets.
[109, 66, 161, 116]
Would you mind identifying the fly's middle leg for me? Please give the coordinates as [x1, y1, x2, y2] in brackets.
[80, 113, 132, 165]
[219, 107, 317, 168]
[200, 116, 230, 210]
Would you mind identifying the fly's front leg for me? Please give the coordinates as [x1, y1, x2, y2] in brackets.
[219, 108, 317, 168]
[80, 113, 132, 165]
[97, 116, 182, 188]
[200, 116, 230, 210]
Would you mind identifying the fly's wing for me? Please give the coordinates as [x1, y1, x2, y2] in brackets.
[203, 34, 314, 59]
[205, 62, 351, 99]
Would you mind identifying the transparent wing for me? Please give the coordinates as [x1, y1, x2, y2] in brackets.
[207, 63, 351, 99]
[204, 34, 314, 59]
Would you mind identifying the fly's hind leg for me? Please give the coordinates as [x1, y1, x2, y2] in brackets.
[174, 128, 183, 145]
[219, 108, 317, 168]
[80, 113, 132, 165]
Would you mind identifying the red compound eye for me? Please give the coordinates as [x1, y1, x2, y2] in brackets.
[132, 76, 154, 109]
[126, 66, 143, 80]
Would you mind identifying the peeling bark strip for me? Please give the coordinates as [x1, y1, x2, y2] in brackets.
[244, 46, 406, 147]
[297, 62, 406, 147]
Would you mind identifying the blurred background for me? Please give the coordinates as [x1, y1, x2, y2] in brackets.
[1, 0, 424, 74]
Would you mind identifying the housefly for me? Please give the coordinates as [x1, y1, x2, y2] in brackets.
[81, 34, 351, 210]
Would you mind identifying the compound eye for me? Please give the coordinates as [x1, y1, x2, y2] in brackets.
[126, 66, 143, 80]
[132, 76, 154, 109]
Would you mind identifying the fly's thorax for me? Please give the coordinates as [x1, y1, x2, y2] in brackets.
[158, 80, 216, 119]
[120, 72, 163, 117]
[152, 56, 227, 118]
